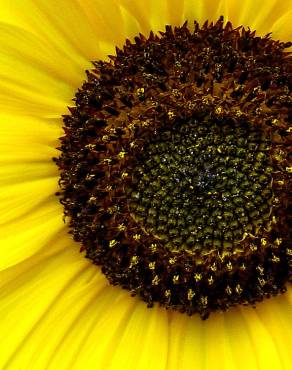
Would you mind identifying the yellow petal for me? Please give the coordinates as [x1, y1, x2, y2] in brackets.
[0, 241, 107, 370]
[118, 0, 152, 34]
[0, 114, 61, 163]
[48, 290, 136, 370]
[106, 304, 169, 370]
[0, 0, 124, 62]
[183, 0, 292, 40]
[239, 301, 289, 370]
[0, 24, 75, 118]
[253, 294, 292, 370]
[0, 178, 58, 226]
[167, 312, 204, 369]
[0, 197, 64, 270]
[271, 9, 292, 42]
[120, 4, 142, 39]
[166, 293, 292, 370]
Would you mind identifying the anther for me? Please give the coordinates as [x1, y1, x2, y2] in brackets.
[109, 239, 118, 248]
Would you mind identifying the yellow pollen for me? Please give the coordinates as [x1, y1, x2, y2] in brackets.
[165, 289, 171, 298]
[241, 232, 251, 240]
[188, 289, 195, 300]
[121, 171, 128, 179]
[194, 273, 202, 282]
[172, 89, 180, 97]
[152, 275, 159, 285]
[201, 296, 208, 306]
[187, 101, 196, 110]
[210, 263, 217, 272]
[168, 111, 175, 119]
[226, 261, 233, 271]
[109, 239, 118, 248]
[271, 254, 280, 263]
[261, 238, 267, 246]
[172, 275, 180, 284]
[235, 284, 243, 294]
[129, 256, 139, 267]
[117, 223, 126, 231]
[148, 262, 156, 270]
[107, 127, 116, 134]
[272, 118, 280, 126]
[85, 174, 95, 180]
[215, 106, 223, 115]
[235, 109, 243, 117]
[274, 149, 285, 161]
[275, 238, 282, 246]
[136, 87, 145, 96]
[202, 96, 210, 105]
[107, 206, 116, 214]
[258, 278, 266, 286]
[250, 244, 258, 251]
[102, 135, 109, 141]
[133, 234, 141, 240]
[286, 166, 292, 173]
[118, 150, 126, 159]
[256, 266, 264, 275]
[128, 123, 135, 131]
[141, 120, 150, 127]
[225, 286, 232, 295]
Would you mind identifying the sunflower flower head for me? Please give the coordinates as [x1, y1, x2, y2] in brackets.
[0, 1, 292, 369]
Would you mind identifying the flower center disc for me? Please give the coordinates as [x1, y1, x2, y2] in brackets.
[129, 119, 272, 253]
[56, 17, 292, 318]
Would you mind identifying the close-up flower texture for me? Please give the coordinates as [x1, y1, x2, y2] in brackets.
[0, 0, 291, 369]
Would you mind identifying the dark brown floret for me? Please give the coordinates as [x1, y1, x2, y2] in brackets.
[55, 17, 292, 319]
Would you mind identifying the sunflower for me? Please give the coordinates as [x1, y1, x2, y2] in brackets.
[0, 0, 291, 369]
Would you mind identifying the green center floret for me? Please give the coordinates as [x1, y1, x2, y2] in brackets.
[129, 118, 273, 252]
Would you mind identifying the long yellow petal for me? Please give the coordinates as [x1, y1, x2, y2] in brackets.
[106, 304, 169, 370]
[0, 242, 107, 370]
[0, 198, 64, 270]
